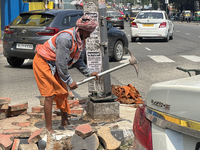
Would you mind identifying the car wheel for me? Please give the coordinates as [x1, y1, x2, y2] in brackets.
[7, 57, 24, 67]
[113, 41, 124, 61]
[139, 37, 143, 41]
[169, 31, 173, 40]
[131, 37, 136, 42]
[121, 26, 124, 29]
[164, 33, 169, 42]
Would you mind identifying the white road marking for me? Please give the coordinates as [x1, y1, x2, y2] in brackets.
[185, 33, 190, 35]
[145, 47, 151, 51]
[198, 36, 200, 38]
[176, 30, 180, 32]
[120, 55, 131, 63]
[137, 42, 141, 44]
[127, 34, 130, 36]
[148, 55, 175, 62]
[180, 55, 200, 62]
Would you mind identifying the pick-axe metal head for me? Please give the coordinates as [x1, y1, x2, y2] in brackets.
[125, 47, 139, 76]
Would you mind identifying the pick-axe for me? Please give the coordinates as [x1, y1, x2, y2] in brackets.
[76, 47, 138, 86]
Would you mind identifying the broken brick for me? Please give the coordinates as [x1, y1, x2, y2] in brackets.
[12, 121, 31, 127]
[0, 134, 14, 150]
[32, 106, 44, 113]
[28, 127, 47, 144]
[75, 124, 93, 139]
[70, 108, 83, 114]
[0, 103, 9, 109]
[0, 97, 11, 105]
[97, 126, 121, 150]
[71, 133, 99, 150]
[19, 144, 39, 150]
[6, 109, 27, 117]
[2, 129, 31, 138]
[11, 139, 20, 150]
[68, 100, 79, 106]
[9, 103, 28, 111]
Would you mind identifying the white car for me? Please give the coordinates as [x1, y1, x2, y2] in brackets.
[133, 69, 200, 150]
[130, 10, 174, 42]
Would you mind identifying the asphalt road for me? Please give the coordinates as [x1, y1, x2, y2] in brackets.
[1, 20, 200, 112]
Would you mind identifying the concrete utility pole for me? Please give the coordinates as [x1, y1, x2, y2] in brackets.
[82, 0, 120, 119]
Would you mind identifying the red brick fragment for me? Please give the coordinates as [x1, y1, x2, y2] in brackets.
[11, 139, 20, 150]
[28, 127, 47, 144]
[75, 124, 93, 138]
[70, 108, 83, 114]
[3, 129, 31, 138]
[0, 134, 14, 150]
[12, 121, 31, 127]
[32, 106, 44, 113]
[68, 100, 79, 106]
[9, 102, 28, 111]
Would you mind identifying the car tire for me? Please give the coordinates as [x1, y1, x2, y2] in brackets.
[139, 37, 143, 41]
[113, 40, 124, 61]
[121, 26, 124, 29]
[7, 57, 25, 67]
[164, 33, 169, 42]
[131, 37, 136, 42]
[169, 31, 173, 40]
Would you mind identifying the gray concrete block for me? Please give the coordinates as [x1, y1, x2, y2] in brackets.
[86, 100, 120, 119]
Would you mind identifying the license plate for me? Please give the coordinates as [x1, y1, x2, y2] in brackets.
[112, 18, 118, 20]
[143, 24, 154, 27]
[16, 43, 33, 49]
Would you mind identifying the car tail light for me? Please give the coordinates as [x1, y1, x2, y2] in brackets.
[119, 17, 124, 19]
[133, 105, 152, 150]
[159, 22, 166, 28]
[4, 25, 14, 34]
[107, 17, 111, 20]
[131, 22, 138, 28]
[36, 27, 60, 36]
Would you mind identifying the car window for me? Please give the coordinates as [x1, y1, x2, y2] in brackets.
[137, 12, 163, 19]
[11, 14, 54, 26]
[62, 15, 82, 26]
[107, 12, 121, 16]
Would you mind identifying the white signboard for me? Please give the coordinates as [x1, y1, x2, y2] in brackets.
[165, 0, 168, 4]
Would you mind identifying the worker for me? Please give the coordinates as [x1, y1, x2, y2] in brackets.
[33, 15, 99, 133]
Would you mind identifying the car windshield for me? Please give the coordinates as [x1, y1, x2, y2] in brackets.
[107, 12, 121, 16]
[11, 14, 55, 26]
[137, 12, 163, 19]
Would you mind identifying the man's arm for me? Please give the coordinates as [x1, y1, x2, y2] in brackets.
[55, 33, 74, 86]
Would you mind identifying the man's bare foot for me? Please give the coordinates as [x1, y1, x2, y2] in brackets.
[48, 129, 56, 134]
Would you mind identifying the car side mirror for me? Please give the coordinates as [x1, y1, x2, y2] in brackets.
[107, 23, 113, 30]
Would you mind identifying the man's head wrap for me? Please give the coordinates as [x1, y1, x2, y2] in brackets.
[76, 15, 98, 33]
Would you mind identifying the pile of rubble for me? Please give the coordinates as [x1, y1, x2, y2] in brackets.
[111, 84, 143, 105]
[0, 92, 134, 150]
[0, 124, 124, 150]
